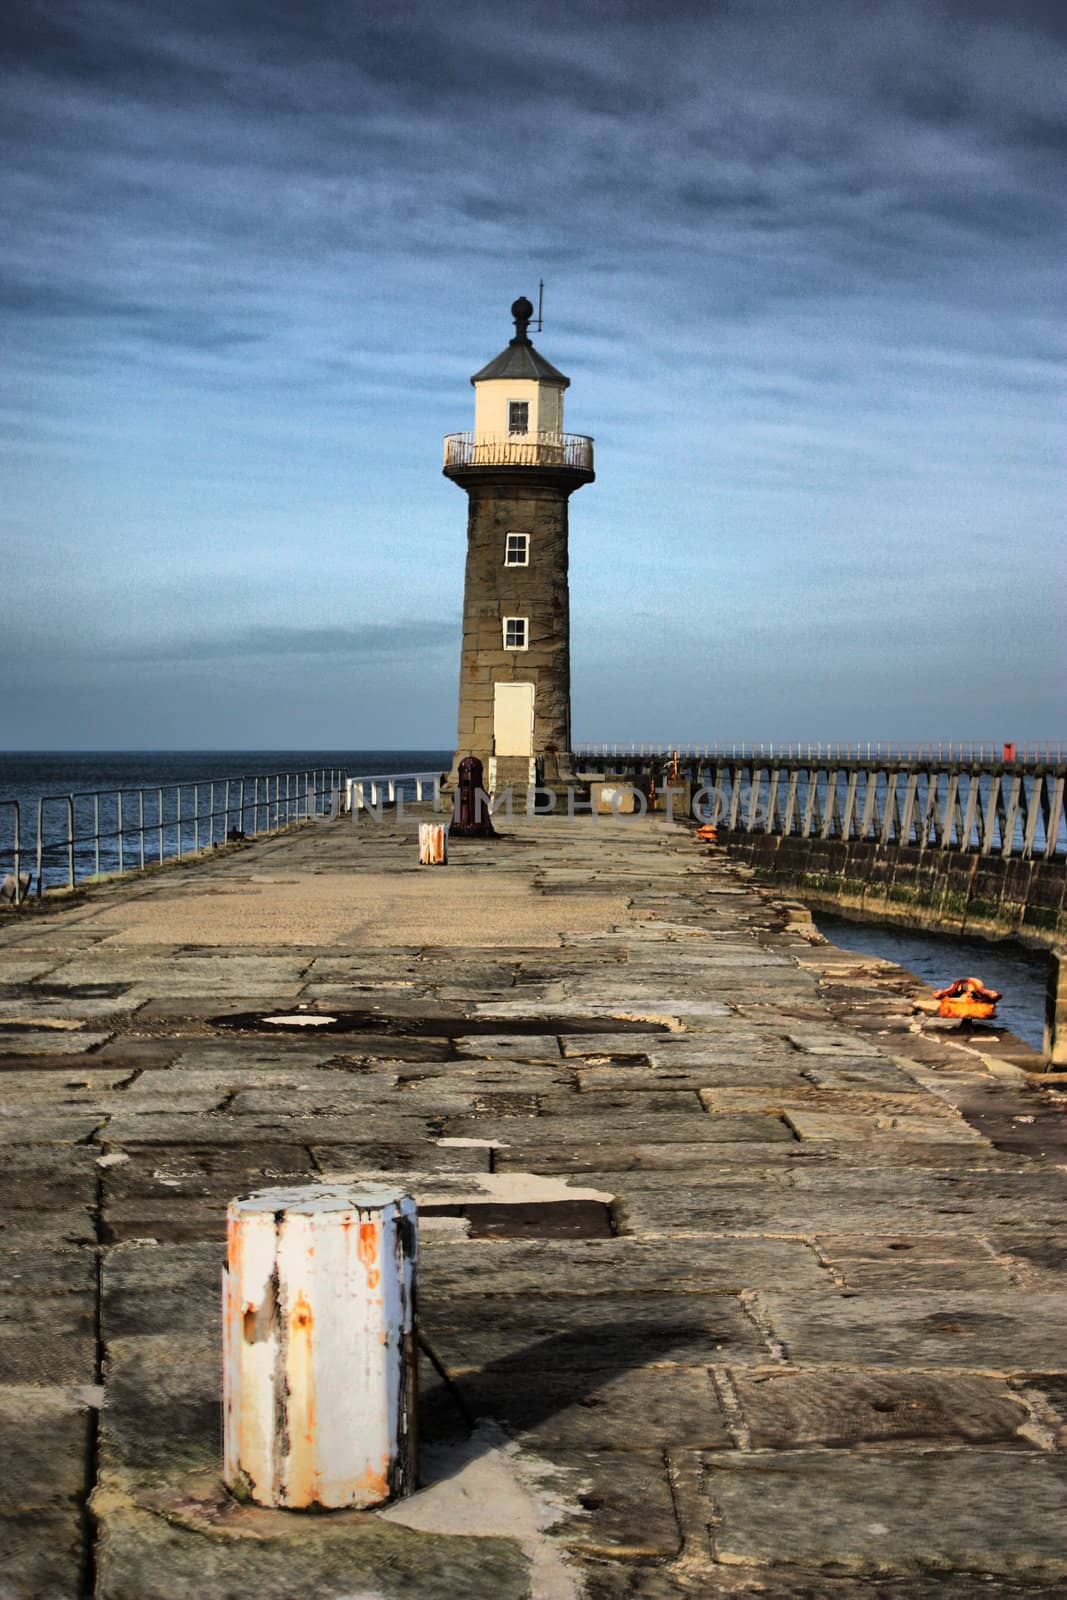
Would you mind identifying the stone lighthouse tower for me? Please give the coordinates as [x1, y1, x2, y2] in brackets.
[444, 296, 594, 791]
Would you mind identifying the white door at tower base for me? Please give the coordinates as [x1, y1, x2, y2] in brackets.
[494, 682, 535, 756]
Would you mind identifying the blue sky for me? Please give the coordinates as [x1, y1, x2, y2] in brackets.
[1, 0, 1063, 750]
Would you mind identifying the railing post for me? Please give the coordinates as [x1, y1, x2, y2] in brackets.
[117, 792, 124, 875]
[12, 802, 21, 905]
[93, 794, 101, 878]
[138, 791, 145, 871]
[36, 799, 44, 897]
[176, 785, 183, 858]
[66, 797, 75, 889]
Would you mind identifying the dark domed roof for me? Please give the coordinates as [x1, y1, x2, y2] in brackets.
[470, 296, 570, 387]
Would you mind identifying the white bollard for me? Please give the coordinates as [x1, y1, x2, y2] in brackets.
[223, 1184, 418, 1510]
[418, 822, 448, 864]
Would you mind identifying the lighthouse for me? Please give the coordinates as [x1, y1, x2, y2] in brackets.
[443, 297, 594, 793]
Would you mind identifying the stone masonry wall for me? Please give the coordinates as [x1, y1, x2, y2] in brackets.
[451, 473, 577, 780]
[716, 830, 1067, 945]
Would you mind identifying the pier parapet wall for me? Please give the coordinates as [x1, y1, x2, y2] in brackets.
[579, 752, 1067, 942]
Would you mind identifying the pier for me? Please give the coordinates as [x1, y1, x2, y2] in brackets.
[1, 805, 1065, 1597]
[575, 750, 1067, 945]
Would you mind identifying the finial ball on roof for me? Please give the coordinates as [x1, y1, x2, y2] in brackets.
[511, 296, 535, 320]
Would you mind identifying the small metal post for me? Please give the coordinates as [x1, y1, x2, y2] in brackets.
[35, 799, 44, 897]
[176, 785, 183, 858]
[239, 778, 246, 836]
[66, 797, 75, 889]
[223, 1184, 418, 1510]
[209, 783, 215, 847]
[117, 792, 124, 875]
[93, 794, 100, 878]
[138, 792, 145, 871]
[12, 802, 21, 905]
[157, 788, 164, 863]
[193, 784, 200, 855]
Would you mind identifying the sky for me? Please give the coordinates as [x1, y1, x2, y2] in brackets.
[1, 0, 1063, 750]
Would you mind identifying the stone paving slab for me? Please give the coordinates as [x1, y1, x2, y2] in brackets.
[492, 1137, 1030, 1174]
[725, 1366, 1034, 1448]
[92, 1492, 532, 1600]
[446, 1365, 734, 1449]
[760, 1289, 1067, 1369]
[423, 1290, 769, 1372]
[0, 1030, 114, 1056]
[419, 1236, 830, 1296]
[697, 1450, 1067, 1580]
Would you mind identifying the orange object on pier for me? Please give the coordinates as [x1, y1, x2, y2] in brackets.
[695, 824, 718, 842]
[933, 976, 1001, 1020]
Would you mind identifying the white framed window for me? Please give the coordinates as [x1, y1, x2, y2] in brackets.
[504, 532, 529, 567]
[507, 400, 529, 434]
[503, 616, 529, 650]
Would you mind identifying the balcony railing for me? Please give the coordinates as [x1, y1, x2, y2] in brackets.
[444, 430, 594, 471]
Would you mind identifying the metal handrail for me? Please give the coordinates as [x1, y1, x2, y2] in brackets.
[443, 430, 594, 471]
[575, 742, 1066, 764]
[0, 767, 346, 899]
[346, 772, 442, 811]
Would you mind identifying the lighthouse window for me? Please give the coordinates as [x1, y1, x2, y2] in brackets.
[503, 616, 528, 650]
[505, 533, 529, 567]
[508, 401, 529, 434]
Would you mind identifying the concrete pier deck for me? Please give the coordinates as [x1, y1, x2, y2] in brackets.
[1, 810, 1065, 1598]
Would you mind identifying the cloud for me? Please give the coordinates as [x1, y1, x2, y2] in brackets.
[0, 620, 457, 670]
[0, 0, 1063, 746]
[120, 621, 457, 662]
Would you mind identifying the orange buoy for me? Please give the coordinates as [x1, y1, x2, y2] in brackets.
[933, 976, 1001, 1020]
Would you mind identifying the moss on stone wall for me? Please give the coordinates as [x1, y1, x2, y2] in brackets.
[723, 831, 1066, 946]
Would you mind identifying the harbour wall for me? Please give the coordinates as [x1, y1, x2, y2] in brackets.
[716, 831, 1067, 946]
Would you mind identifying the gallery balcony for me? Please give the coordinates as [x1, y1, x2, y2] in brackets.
[443, 430, 594, 473]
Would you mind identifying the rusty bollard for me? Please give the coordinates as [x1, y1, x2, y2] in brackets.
[223, 1185, 418, 1509]
[417, 822, 448, 864]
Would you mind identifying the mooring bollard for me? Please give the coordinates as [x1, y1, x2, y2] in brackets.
[418, 822, 448, 865]
[223, 1184, 418, 1510]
